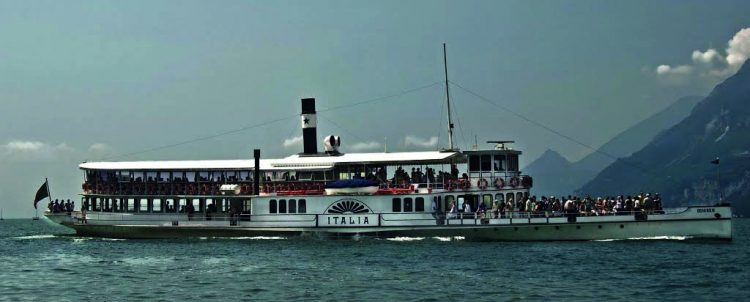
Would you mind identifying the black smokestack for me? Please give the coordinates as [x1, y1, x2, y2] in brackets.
[301, 98, 318, 154]
[253, 149, 260, 195]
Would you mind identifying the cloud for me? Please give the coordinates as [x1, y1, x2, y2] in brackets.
[88, 143, 113, 156]
[1, 140, 75, 161]
[404, 135, 438, 148]
[654, 27, 750, 85]
[282, 135, 303, 148]
[348, 141, 382, 152]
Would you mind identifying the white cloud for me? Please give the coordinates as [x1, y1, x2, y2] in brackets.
[727, 28, 750, 66]
[404, 135, 438, 148]
[1, 140, 75, 161]
[5, 141, 46, 152]
[348, 141, 382, 152]
[282, 135, 303, 148]
[88, 143, 113, 156]
[654, 27, 750, 85]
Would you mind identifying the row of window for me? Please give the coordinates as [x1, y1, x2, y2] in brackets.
[269, 199, 307, 214]
[392, 197, 426, 212]
[263, 192, 529, 215]
[467, 154, 519, 172]
[82, 197, 248, 213]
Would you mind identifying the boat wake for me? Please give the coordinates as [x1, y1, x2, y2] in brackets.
[11, 234, 57, 240]
[198, 236, 287, 240]
[594, 236, 692, 242]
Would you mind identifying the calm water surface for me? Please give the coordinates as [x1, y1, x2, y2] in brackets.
[0, 218, 748, 301]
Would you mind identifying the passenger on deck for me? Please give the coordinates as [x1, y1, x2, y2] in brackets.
[463, 202, 472, 218]
[477, 202, 487, 219]
[447, 202, 457, 219]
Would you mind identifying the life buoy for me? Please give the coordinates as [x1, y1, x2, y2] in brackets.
[477, 178, 488, 190]
[521, 176, 533, 188]
[510, 177, 520, 188]
[494, 178, 504, 188]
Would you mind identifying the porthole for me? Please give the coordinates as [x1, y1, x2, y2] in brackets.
[555, 226, 560, 230]
[514, 227, 518, 231]
[620, 224, 624, 229]
[534, 226, 539, 230]
[598, 225, 602, 229]
[576, 225, 581, 230]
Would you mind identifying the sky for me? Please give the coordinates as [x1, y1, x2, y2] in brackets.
[1, 0, 749, 217]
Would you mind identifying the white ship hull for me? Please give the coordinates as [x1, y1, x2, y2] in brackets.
[45, 205, 731, 240]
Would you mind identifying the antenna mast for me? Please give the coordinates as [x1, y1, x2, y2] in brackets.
[443, 43, 455, 151]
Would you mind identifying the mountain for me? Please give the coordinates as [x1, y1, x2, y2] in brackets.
[580, 60, 750, 215]
[523, 149, 581, 196]
[523, 95, 702, 196]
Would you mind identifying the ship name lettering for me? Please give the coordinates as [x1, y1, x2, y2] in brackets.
[327, 216, 370, 225]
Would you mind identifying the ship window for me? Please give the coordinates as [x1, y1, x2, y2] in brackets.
[206, 198, 216, 213]
[516, 192, 524, 204]
[278, 199, 287, 213]
[415, 197, 425, 212]
[392, 198, 401, 212]
[404, 198, 413, 212]
[298, 199, 306, 213]
[192, 199, 201, 213]
[444, 195, 455, 212]
[153, 199, 162, 212]
[469, 155, 480, 171]
[243, 199, 251, 213]
[495, 194, 504, 205]
[481, 155, 492, 171]
[433, 196, 442, 212]
[164, 198, 174, 212]
[506, 193, 514, 205]
[195, 198, 204, 213]
[508, 155, 519, 171]
[483, 194, 493, 208]
[288, 199, 297, 214]
[493, 155, 505, 171]
[175, 199, 185, 213]
[126, 198, 135, 212]
[269, 199, 277, 214]
[140, 198, 149, 212]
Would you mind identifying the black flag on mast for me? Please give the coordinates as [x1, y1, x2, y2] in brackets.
[711, 157, 720, 165]
[33, 180, 49, 209]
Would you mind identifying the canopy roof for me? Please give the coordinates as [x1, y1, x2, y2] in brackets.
[79, 151, 464, 171]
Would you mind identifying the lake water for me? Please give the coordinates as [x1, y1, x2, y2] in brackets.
[0, 218, 748, 301]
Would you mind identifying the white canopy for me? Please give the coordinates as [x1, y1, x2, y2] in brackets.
[79, 151, 462, 171]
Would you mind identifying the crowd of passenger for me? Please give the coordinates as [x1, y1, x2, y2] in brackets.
[447, 193, 664, 219]
[47, 199, 75, 213]
[83, 164, 531, 196]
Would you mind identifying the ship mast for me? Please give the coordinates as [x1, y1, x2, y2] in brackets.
[443, 43, 455, 151]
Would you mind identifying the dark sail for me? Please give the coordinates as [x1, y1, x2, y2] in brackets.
[33, 180, 49, 209]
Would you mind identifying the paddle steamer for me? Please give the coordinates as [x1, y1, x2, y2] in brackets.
[44, 95, 732, 240]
